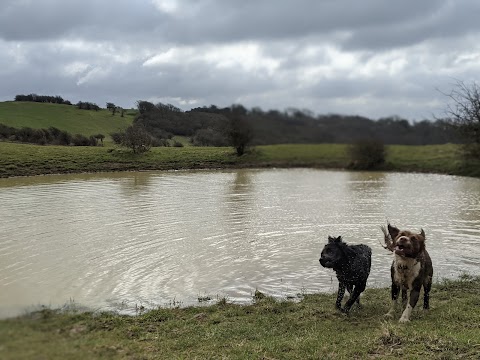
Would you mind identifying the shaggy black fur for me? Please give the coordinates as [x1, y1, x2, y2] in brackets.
[319, 236, 372, 313]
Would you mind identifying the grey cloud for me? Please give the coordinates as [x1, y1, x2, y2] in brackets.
[1, 0, 472, 49]
[343, 1, 480, 50]
[2, 0, 480, 120]
[0, 0, 164, 42]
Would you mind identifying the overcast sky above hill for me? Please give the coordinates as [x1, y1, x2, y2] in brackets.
[1, 0, 480, 120]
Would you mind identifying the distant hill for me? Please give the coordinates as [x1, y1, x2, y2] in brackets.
[0, 101, 460, 146]
[0, 101, 134, 138]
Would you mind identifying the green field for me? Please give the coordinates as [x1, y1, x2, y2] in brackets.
[1, 141, 478, 178]
[0, 101, 133, 137]
[0, 275, 478, 359]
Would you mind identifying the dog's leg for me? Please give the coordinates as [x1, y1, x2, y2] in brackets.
[399, 286, 421, 323]
[336, 282, 346, 311]
[346, 284, 353, 295]
[385, 282, 400, 318]
[346, 284, 360, 305]
[343, 282, 366, 313]
[401, 288, 408, 307]
[423, 277, 432, 310]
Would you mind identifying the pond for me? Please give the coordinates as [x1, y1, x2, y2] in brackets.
[0, 169, 479, 318]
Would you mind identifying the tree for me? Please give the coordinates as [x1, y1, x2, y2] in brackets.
[136, 100, 156, 114]
[227, 114, 253, 156]
[440, 80, 480, 159]
[106, 102, 117, 115]
[94, 134, 105, 146]
[113, 124, 152, 153]
[348, 139, 386, 170]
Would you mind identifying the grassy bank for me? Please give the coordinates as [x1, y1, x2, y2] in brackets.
[0, 275, 478, 359]
[1, 141, 479, 178]
[0, 101, 133, 137]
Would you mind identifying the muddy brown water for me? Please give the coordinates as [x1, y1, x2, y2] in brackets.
[0, 169, 479, 318]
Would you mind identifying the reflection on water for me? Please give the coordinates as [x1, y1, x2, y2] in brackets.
[0, 169, 479, 318]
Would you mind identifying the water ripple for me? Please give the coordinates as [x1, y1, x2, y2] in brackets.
[0, 169, 479, 318]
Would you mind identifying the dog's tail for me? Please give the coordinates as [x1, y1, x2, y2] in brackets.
[380, 225, 395, 252]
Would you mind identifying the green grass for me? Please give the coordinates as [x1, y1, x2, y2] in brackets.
[385, 144, 480, 177]
[0, 101, 133, 137]
[1, 141, 479, 178]
[0, 276, 478, 359]
[0, 142, 350, 178]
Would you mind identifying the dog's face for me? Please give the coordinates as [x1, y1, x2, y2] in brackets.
[319, 236, 344, 268]
[388, 224, 425, 258]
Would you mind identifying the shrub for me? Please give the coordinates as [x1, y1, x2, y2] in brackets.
[110, 132, 125, 145]
[192, 128, 229, 147]
[348, 139, 386, 170]
[31, 128, 49, 145]
[15, 127, 35, 142]
[151, 138, 169, 147]
[71, 134, 93, 146]
[0, 124, 16, 139]
[112, 124, 152, 153]
[56, 130, 72, 145]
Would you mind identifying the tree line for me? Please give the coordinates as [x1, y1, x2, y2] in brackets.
[132, 101, 458, 148]
[14, 94, 126, 115]
[0, 123, 104, 146]
[15, 94, 72, 105]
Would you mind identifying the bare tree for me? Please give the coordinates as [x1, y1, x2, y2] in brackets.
[227, 114, 253, 156]
[440, 80, 480, 158]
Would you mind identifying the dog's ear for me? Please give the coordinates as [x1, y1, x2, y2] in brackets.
[327, 236, 342, 243]
[387, 223, 400, 240]
[419, 229, 425, 239]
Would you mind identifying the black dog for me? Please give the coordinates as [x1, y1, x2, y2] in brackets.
[319, 236, 372, 313]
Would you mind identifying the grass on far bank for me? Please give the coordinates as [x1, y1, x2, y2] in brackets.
[1, 141, 479, 178]
[0, 101, 133, 138]
[0, 275, 478, 359]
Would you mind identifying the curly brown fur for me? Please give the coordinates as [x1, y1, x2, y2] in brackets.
[382, 223, 433, 322]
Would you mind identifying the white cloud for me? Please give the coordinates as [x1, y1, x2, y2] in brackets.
[63, 62, 91, 77]
[144, 43, 280, 75]
[77, 67, 111, 86]
[151, 0, 179, 14]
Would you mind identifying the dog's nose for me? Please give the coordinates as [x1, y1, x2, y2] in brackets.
[397, 236, 409, 244]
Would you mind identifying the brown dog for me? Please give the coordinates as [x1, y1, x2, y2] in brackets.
[381, 223, 433, 322]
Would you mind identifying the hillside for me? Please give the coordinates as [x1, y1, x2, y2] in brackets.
[0, 101, 134, 137]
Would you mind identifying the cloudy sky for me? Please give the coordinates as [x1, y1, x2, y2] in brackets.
[1, 0, 480, 120]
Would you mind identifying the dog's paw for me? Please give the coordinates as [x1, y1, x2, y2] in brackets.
[399, 316, 410, 323]
[337, 307, 349, 316]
